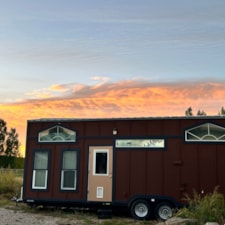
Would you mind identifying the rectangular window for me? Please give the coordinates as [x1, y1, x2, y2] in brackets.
[115, 139, 165, 148]
[61, 150, 77, 190]
[94, 150, 108, 175]
[32, 151, 49, 189]
[97, 187, 104, 198]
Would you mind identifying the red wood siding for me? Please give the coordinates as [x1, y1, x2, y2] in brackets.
[23, 117, 225, 205]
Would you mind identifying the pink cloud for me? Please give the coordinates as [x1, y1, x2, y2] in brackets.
[1, 79, 225, 156]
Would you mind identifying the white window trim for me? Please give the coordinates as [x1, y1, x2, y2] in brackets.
[185, 123, 225, 142]
[38, 125, 76, 143]
[96, 187, 104, 198]
[32, 170, 48, 189]
[61, 170, 77, 190]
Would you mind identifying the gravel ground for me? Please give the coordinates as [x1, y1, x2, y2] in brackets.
[0, 207, 84, 225]
[0, 207, 64, 225]
[0, 204, 143, 225]
[0, 206, 195, 225]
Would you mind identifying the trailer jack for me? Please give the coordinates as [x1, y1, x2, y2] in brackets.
[12, 187, 23, 206]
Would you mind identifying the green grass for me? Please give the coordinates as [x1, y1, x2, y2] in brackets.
[0, 169, 23, 197]
[0, 169, 156, 224]
[176, 187, 225, 225]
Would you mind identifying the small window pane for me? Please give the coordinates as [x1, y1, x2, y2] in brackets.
[63, 151, 77, 169]
[63, 170, 76, 188]
[34, 152, 48, 169]
[34, 170, 47, 187]
[95, 152, 107, 174]
[97, 187, 104, 198]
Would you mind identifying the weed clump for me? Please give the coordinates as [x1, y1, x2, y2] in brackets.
[0, 169, 22, 197]
[176, 187, 225, 225]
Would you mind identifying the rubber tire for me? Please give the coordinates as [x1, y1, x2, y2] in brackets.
[130, 199, 151, 220]
[154, 202, 173, 221]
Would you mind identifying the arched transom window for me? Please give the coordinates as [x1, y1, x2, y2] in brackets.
[39, 126, 76, 142]
[185, 123, 225, 142]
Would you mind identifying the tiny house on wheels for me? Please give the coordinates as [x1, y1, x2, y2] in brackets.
[23, 116, 225, 220]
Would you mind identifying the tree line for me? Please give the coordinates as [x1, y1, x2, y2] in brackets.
[185, 106, 225, 116]
[0, 119, 20, 157]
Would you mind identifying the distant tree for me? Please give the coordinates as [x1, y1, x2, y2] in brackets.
[185, 107, 193, 116]
[0, 119, 20, 157]
[0, 119, 7, 154]
[218, 106, 225, 115]
[5, 128, 19, 157]
[197, 110, 207, 116]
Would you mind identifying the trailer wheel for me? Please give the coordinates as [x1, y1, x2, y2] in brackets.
[130, 199, 151, 220]
[154, 202, 173, 221]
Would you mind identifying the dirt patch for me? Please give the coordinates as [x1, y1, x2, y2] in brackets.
[0, 204, 145, 225]
[0, 207, 88, 225]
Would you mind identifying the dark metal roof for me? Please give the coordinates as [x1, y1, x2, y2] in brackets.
[28, 116, 225, 123]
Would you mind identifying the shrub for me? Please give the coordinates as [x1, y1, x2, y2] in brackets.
[176, 187, 225, 225]
[0, 156, 24, 169]
[0, 169, 22, 196]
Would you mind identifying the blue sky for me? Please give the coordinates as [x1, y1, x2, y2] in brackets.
[1, 0, 225, 103]
[1, 0, 225, 155]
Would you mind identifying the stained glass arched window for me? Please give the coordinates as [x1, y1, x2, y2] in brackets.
[39, 126, 76, 142]
[185, 123, 225, 142]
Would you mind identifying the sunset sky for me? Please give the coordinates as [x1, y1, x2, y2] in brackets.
[1, 0, 225, 156]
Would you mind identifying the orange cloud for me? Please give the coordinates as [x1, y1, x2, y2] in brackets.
[49, 84, 69, 92]
[1, 80, 225, 156]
